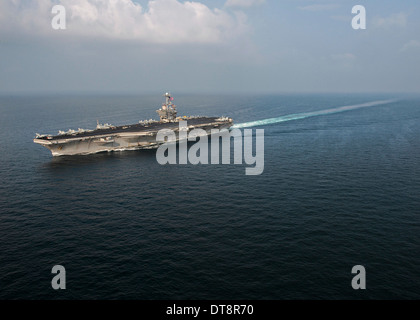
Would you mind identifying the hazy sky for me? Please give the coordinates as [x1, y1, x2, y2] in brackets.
[0, 0, 419, 94]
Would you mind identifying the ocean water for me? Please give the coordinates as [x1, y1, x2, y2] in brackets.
[0, 93, 419, 300]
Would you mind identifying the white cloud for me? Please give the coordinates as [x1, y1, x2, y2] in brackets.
[400, 40, 420, 52]
[0, 0, 248, 44]
[372, 13, 407, 28]
[225, 0, 265, 8]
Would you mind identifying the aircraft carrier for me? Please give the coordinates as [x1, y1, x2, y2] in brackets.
[34, 93, 233, 156]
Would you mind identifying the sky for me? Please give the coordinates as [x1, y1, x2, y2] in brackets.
[0, 0, 419, 94]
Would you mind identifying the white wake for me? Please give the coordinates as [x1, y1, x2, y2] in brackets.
[232, 99, 396, 129]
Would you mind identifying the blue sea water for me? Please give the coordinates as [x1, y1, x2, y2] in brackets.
[0, 93, 419, 300]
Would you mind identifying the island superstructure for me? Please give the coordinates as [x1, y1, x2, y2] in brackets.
[34, 93, 233, 156]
